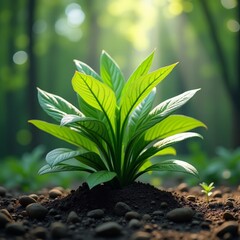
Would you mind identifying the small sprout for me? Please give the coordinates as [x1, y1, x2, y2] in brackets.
[199, 182, 215, 202]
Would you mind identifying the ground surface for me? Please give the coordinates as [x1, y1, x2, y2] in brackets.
[0, 182, 239, 240]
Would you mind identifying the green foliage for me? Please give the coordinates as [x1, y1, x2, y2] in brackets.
[182, 144, 240, 186]
[0, 146, 81, 192]
[199, 182, 215, 202]
[29, 51, 206, 189]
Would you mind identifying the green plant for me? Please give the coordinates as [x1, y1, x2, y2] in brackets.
[29, 50, 206, 189]
[199, 182, 215, 202]
[0, 146, 82, 191]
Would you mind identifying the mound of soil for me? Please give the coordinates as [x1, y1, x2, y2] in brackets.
[0, 182, 239, 239]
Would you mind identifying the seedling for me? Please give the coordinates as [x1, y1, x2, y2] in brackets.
[29, 50, 206, 189]
[199, 182, 215, 202]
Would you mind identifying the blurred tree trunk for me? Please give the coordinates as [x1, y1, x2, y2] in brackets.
[85, 0, 99, 69]
[199, 0, 240, 148]
[27, 0, 38, 148]
[5, 1, 18, 156]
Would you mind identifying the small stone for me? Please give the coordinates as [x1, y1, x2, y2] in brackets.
[67, 211, 80, 223]
[201, 221, 210, 230]
[50, 222, 68, 238]
[95, 222, 123, 237]
[223, 212, 235, 221]
[0, 209, 12, 220]
[114, 202, 132, 216]
[152, 210, 164, 216]
[0, 213, 12, 228]
[5, 223, 26, 235]
[29, 194, 38, 200]
[125, 211, 141, 220]
[87, 209, 104, 219]
[19, 195, 37, 207]
[187, 195, 196, 202]
[26, 203, 48, 219]
[160, 202, 168, 208]
[130, 231, 151, 240]
[177, 183, 189, 192]
[31, 226, 48, 239]
[128, 219, 141, 229]
[166, 207, 194, 223]
[142, 214, 151, 221]
[212, 190, 222, 198]
[225, 200, 234, 207]
[49, 188, 62, 198]
[215, 221, 239, 238]
[144, 224, 153, 232]
[0, 186, 7, 197]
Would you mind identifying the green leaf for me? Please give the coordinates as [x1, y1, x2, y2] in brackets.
[46, 148, 83, 167]
[29, 120, 97, 152]
[76, 95, 106, 124]
[100, 51, 125, 104]
[137, 132, 203, 164]
[153, 147, 176, 157]
[122, 50, 155, 98]
[127, 88, 156, 139]
[135, 89, 201, 135]
[37, 88, 83, 122]
[137, 159, 199, 178]
[75, 152, 107, 171]
[144, 115, 206, 141]
[74, 60, 102, 81]
[72, 71, 117, 128]
[38, 163, 93, 175]
[47, 148, 107, 171]
[61, 114, 111, 144]
[86, 170, 117, 189]
[73, 60, 106, 122]
[120, 63, 178, 127]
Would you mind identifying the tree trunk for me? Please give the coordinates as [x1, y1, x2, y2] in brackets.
[199, 0, 240, 148]
[27, 0, 38, 148]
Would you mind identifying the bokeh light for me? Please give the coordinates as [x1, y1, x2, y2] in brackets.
[221, 0, 237, 9]
[13, 51, 28, 65]
[16, 129, 32, 146]
[227, 19, 240, 32]
[65, 3, 85, 27]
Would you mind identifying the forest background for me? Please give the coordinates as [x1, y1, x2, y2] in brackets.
[0, 0, 239, 189]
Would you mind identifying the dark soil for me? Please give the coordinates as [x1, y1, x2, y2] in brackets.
[0, 182, 239, 240]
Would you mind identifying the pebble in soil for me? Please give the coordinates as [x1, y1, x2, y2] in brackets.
[0, 183, 239, 240]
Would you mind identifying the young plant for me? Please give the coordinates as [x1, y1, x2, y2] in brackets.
[199, 182, 215, 202]
[29, 50, 206, 189]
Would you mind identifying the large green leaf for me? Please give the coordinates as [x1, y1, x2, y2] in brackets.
[28, 120, 97, 152]
[74, 60, 105, 121]
[127, 88, 156, 140]
[72, 72, 116, 128]
[37, 88, 83, 122]
[46, 148, 107, 171]
[136, 132, 203, 165]
[144, 115, 206, 141]
[46, 148, 83, 167]
[152, 147, 176, 157]
[75, 152, 107, 171]
[61, 114, 111, 144]
[120, 63, 177, 127]
[74, 60, 102, 81]
[39, 163, 94, 175]
[136, 159, 199, 179]
[76, 95, 106, 123]
[86, 170, 117, 189]
[122, 50, 155, 98]
[100, 51, 125, 104]
[135, 89, 201, 135]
